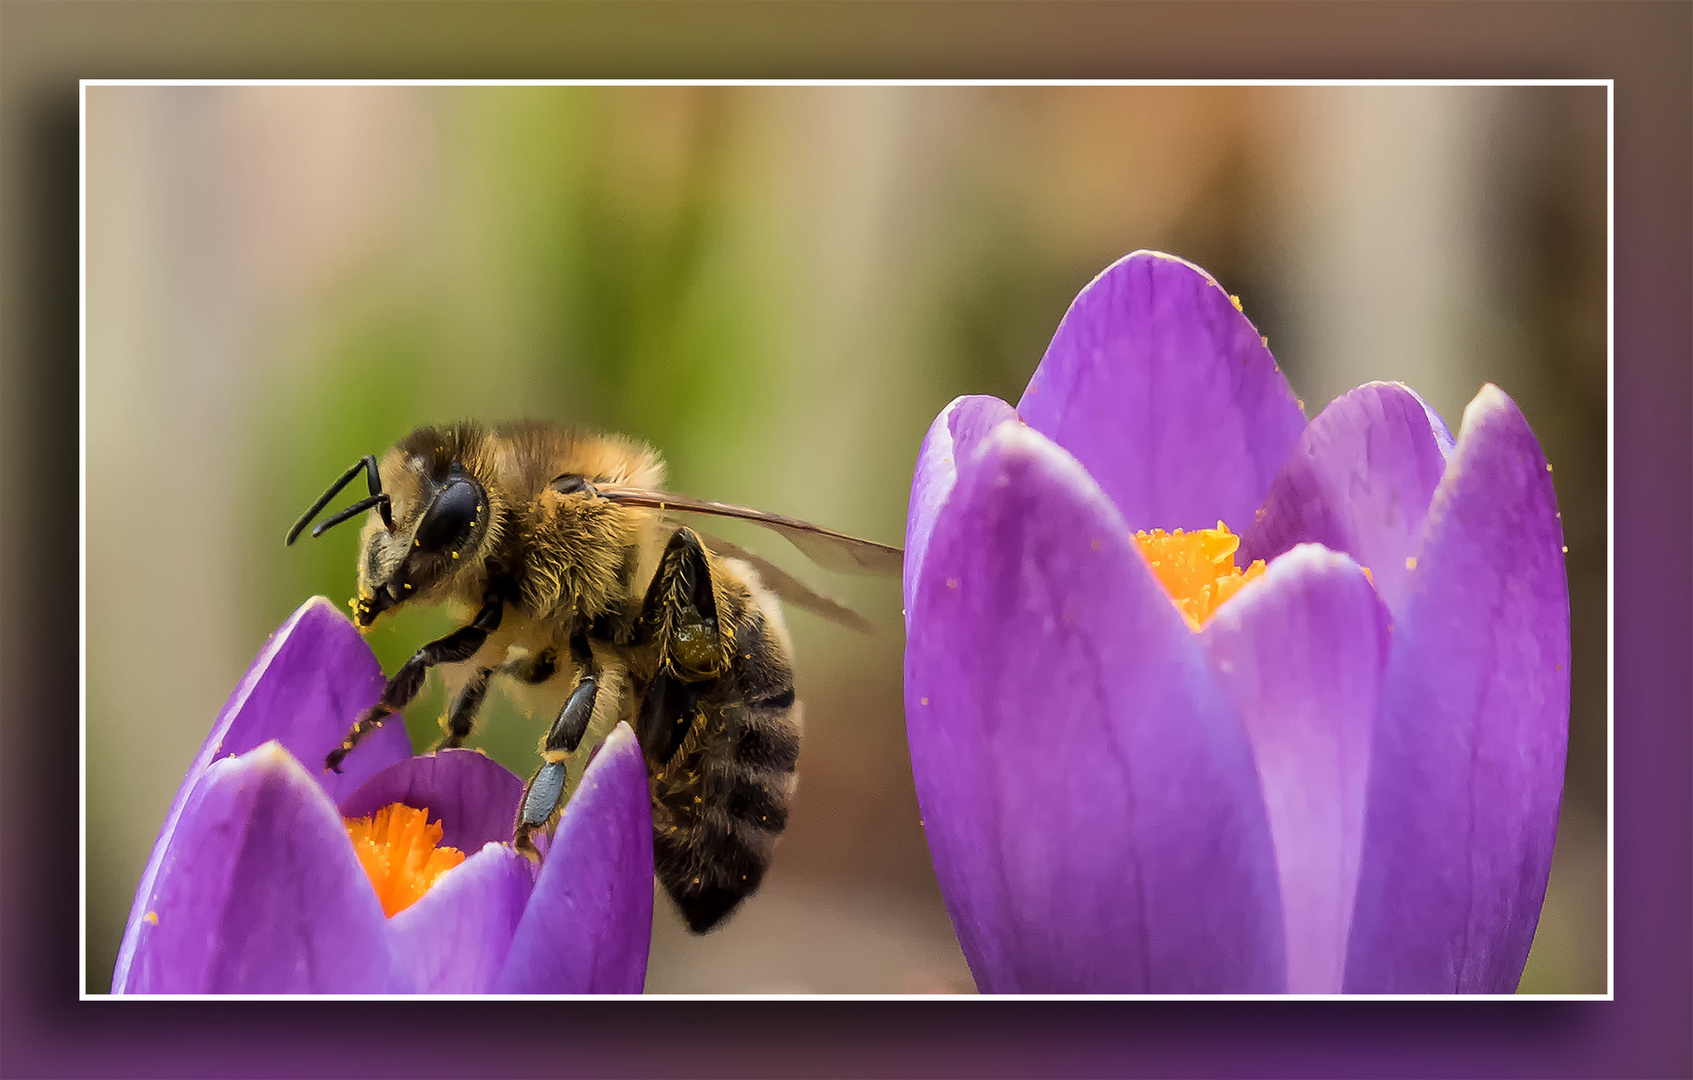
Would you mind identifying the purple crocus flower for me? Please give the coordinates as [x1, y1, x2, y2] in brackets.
[111, 597, 653, 994]
[904, 251, 1569, 994]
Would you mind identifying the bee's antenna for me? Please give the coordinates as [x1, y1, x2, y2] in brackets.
[286, 454, 394, 545]
[309, 494, 392, 538]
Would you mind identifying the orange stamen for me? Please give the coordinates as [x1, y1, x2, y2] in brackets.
[343, 803, 466, 917]
[1132, 521, 1267, 631]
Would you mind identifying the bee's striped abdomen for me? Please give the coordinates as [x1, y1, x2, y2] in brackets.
[649, 599, 800, 933]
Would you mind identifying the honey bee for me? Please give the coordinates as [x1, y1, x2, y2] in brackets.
[285, 421, 900, 933]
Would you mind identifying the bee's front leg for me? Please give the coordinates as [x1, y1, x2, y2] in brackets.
[513, 672, 599, 860]
[327, 595, 502, 773]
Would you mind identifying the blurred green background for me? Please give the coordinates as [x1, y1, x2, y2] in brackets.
[84, 84, 1608, 994]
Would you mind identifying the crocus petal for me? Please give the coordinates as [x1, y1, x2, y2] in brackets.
[115, 742, 399, 993]
[113, 598, 409, 990]
[906, 421, 1285, 993]
[1201, 546, 1389, 993]
[494, 723, 654, 993]
[387, 843, 534, 993]
[1241, 382, 1453, 615]
[339, 749, 526, 852]
[1017, 251, 1306, 532]
[202, 597, 411, 800]
[1345, 386, 1570, 993]
[905, 394, 1020, 623]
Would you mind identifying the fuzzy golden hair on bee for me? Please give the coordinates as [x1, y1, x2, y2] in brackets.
[495, 421, 666, 493]
[287, 418, 901, 933]
[517, 485, 644, 623]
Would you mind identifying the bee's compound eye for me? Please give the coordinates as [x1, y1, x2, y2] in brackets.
[416, 477, 482, 553]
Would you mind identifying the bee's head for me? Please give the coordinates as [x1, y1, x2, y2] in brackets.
[288, 427, 497, 627]
[354, 455, 494, 626]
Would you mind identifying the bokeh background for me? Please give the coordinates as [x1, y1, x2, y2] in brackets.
[84, 84, 1607, 995]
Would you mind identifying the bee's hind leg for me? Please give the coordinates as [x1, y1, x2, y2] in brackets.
[513, 672, 598, 860]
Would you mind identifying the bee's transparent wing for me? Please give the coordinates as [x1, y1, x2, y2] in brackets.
[593, 486, 903, 577]
[687, 526, 875, 636]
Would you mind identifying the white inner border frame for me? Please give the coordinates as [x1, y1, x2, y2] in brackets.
[76, 78, 1611, 1008]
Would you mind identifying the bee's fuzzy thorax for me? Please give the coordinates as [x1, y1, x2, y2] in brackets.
[516, 497, 642, 623]
[486, 423, 665, 625]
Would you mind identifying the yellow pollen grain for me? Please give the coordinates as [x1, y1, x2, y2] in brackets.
[143, 911, 158, 926]
[1131, 522, 1266, 631]
[1406, 556, 1418, 571]
[1230, 294, 1243, 312]
[344, 803, 466, 918]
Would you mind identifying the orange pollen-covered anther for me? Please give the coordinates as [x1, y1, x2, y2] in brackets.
[344, 802, 466, 918]
[1132, 521, 1267, 631]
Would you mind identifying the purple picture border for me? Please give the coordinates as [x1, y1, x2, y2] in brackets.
[6, 2, 1689, 1077]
